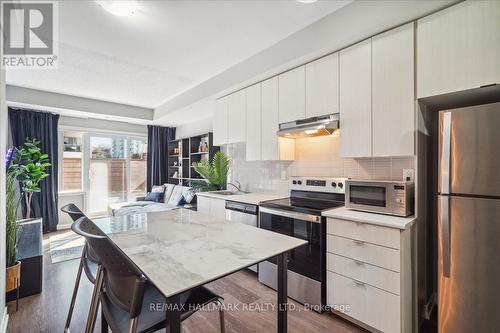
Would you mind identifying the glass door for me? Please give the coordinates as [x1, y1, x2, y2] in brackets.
[88, 135, 128, 215]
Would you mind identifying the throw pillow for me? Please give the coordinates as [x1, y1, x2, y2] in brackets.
[163, 183, 175, 203]
[183, 188, 195, 204]
[168, 186, 185, 206]
[151, 185, 165, 193]
[144, 192, 164, 202]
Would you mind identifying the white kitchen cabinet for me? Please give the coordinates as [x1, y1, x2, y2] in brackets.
[372, 22, 415, 157]
[305, 53, 339, 118]
[261, 77, 280, 160]
[245, 83, 262, 161]
[417, 0, 500, 98]
[213, 97, 228, 146]
[197, 196, 226, 220]
[326, 217, 412, 333]
[210, 197, 226, 220]
[278, 66, 306, 123]
[339, 39, 372, 158]
[197, 196, 211, 215]
[227, 89, 246, 144]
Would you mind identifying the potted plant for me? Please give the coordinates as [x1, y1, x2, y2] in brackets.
[8, 138, 51, 219]
[191, 151, 230, 192]
[5, 148, 22, 308]
[5, 138, 51, 308]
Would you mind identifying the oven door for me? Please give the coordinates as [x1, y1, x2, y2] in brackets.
[259, 207, 324, 282]
[345, 181, 393, 214]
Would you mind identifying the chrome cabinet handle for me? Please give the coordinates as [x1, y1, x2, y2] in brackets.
[353, 280, 365, 287]
[353, 239, 365, 245]
[259, 207, 321, 223]
[441, 112, 451, 194]
[441, 196, 451, 277]
[354, 260, 365, 266]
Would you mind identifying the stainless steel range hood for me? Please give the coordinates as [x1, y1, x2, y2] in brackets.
[277, 113, 339, 139]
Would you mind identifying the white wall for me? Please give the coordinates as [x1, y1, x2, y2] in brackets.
[224, 137, 414, 193]
[59, 116, 147, 135]
[1, 51, 8, 330]
[7, 85, 153, 124]
[175, 117, 212, 139]
[154, 0, 456, 123]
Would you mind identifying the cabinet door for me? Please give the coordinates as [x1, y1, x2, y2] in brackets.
[246, 83, 262, 161]
[261, 77, 280, 160]
[197, 196, 210, 215]
[278, 66, 306, 123]
[305, 53, 339, 118]
[227, 90, 246, 143]
[210, 198, 226, 220]
[372, 23, 415, 157]
[339, 39, 372, 158]
[213, 97, 228, 146]
[417, 1, 500, 98]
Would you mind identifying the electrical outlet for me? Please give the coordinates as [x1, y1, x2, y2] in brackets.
[403, 169, 414, 181]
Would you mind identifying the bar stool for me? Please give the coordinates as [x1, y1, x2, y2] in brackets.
[73, 216, 226, 333]
[60, 204, 100, 333]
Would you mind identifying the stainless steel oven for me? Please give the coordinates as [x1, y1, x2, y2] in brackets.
[345, 180, 414, 217]
[258, 207, 326, 308]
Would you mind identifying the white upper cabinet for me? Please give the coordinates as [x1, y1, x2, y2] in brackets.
[227, 89, 246, 143]
[279, 66, 306, 123]
[372, 23, 415, 157]
[417, 0, 500, 98]
[245, 83, 262, 161]
[339, 39, 372, 158]
[305, 53, 340, 118]
[261, 77, 280, 160]
[213, 96, 228, 146]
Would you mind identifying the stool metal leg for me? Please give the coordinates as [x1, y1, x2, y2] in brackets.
[217, 300, 225, 333]
[85, 265, 104, 333]
[15, 283, 19, 312]
[65, 254, 85, 332]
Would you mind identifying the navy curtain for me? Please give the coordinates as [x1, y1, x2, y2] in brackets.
[147, 125, 175, 192]
[9, 108, 60, 233]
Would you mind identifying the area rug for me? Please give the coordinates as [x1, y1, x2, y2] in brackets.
[49, 231, 84, 264]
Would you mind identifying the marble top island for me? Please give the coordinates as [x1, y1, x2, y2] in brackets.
[92, 209, 307, 298]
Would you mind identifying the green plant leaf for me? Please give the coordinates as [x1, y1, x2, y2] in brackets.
[192, 151, 230, 191]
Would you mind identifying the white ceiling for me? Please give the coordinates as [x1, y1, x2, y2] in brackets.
[6, 0, 351, 108]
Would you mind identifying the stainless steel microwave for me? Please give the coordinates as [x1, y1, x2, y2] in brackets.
[345, 180, 414, 217]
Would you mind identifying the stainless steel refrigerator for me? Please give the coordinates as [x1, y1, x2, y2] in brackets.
[438, 102, 500, 333]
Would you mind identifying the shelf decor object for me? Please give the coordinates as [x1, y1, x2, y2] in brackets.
[167, 132, 220, 186]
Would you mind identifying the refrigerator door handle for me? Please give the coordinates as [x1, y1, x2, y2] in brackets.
[441, 112, 452, 194]
[441, 195, 451, 277]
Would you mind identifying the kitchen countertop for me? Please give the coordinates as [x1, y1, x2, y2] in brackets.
[322, 206, 416, 230]
[196, 190, 288, 205]
[92, 209, 306, 298]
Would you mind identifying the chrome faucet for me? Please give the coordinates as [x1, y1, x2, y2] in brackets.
[227, 181, 242, 192]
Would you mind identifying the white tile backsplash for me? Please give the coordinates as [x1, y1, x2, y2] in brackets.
[223, 135, 414, 192]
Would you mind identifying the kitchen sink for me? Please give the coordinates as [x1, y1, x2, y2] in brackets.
[212, 190, 251, 195]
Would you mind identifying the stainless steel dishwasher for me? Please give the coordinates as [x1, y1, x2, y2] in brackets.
[225, 200, 259, 272]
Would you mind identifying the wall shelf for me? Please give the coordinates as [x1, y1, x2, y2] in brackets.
[167, 132, 219, 186]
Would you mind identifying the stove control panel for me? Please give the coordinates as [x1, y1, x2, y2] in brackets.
[290, 177, 348, 194]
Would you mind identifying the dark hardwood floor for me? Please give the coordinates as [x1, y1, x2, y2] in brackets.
[6, 231, 365, 333]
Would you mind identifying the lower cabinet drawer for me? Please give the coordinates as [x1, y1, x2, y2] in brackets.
[327, 235, 400, 272]
[327, 272, 401, 333]
[327, 254, 400, 295]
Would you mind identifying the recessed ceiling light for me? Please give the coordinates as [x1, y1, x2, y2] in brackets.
[96, 0, 139, 17]
[297, 0, 318, 3]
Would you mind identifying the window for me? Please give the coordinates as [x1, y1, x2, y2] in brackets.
[61, 131, 83, 192]
[59, 130, 147, 216]
[129, 138, 147, 194]
[87, 135, 147, 215]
